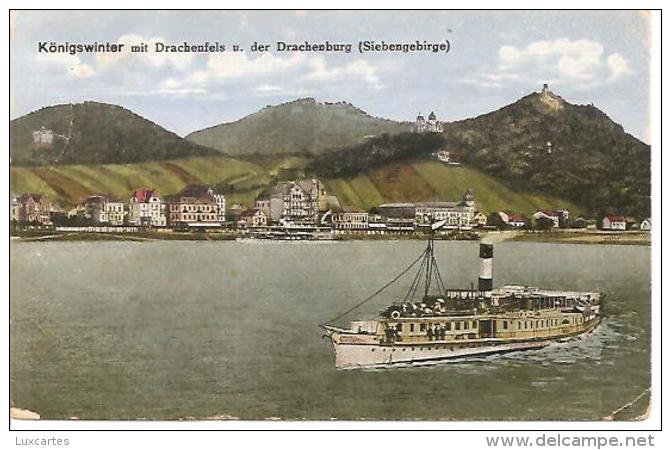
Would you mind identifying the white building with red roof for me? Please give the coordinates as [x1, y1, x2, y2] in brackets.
[532, 210, 560, 228]
[602, 215, 627, 231]
[127, 188, 166, 227]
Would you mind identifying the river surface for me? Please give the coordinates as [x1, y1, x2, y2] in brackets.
[10, 240, 651, 420]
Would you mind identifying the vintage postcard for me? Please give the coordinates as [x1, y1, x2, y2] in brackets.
[8, 9, 657, 428]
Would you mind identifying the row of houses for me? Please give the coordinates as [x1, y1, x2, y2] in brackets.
[11, 185, 227, 228]
[493, 210, 651, 231]
[83, 185, 226, 228]
[10, 183, 652, 233]
[237, 187, 485, 233]
[10, 193, 52, 225]
[602, 215, 651, 231]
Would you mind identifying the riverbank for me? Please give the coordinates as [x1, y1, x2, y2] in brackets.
[11, 230, 238, 242]
[485, 230, 651, 246]
[9, 229, 651, 245]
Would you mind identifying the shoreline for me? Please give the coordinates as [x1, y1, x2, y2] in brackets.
[9, 229, 651, 245]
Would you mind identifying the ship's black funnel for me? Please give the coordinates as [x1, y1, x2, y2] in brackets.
[478, 243, 493, 292]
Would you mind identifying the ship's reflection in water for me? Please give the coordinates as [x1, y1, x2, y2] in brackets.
[10, 240, 650, 420]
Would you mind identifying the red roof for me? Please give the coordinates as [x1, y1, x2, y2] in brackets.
[606, 215, 626, 222]
[131, 188, 159, 203]
[540, 210, 559, 217]
[240, 208, 262, 217]
[508, 214, 527, 223]
[177, 185, 213, 199]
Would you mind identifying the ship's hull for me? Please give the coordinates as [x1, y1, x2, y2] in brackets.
[325, 318, 600, 370]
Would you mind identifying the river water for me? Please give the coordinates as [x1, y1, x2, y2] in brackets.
[10, 240, 651, 420]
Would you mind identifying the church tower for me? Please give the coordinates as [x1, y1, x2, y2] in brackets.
[463, 188, 475, 207]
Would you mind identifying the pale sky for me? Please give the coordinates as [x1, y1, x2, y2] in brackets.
[10, 10, 651, 142]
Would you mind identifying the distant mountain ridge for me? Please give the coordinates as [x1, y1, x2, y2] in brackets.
[10, 101, 218, 166]
[185, 97, 411, 156]
[10, 89, 650, 218]
[305, 87, 649, 217]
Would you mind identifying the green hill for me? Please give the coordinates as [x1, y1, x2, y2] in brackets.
[323, 160, 581, 215]
[9, 156, 269, 207]
[10, 101, 218, 166]
[186, 97, 411, 156]
[10, 155, 581, 216]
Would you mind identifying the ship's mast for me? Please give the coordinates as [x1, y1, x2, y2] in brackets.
[321, 218, 446, 327]
[421, 218, 446, 298]
[424, 222, 435, 297]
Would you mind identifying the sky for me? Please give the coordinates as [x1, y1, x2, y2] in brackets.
[10, 10, 651, 141]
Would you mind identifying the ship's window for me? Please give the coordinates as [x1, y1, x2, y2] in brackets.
[410, 324, 415, 332]
[455, 322, 461, 331]
[503, 321, 508, 330]
[464, 321, 470, 330]
[446, 322, 451, 331]
[396, 324, 402, 331]
[420, 323, 426, 332]
[473, 321, 478, 329]
[518, 322, 522, 330]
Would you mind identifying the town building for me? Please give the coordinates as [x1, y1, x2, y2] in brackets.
[640, 218, 651, 231]
[473, 211, 488, 227]
[331, 209, 369, 233]
[10, 194, 21, 222]
[167, 185, 225, 228]
[378, 203, 415, 219]
[12, 193, 51, 225]
[497, 211, 528, 228]
[367, 214, 387, 234]
[127, 188, 166, 227]
[414, 111, 443, 133]
[238, 208, 268, 229]
[414, 190, 477, 229]
[573, 217, 589, 229]
[433, 149, 461, 165]
[602, 215, 627, 231]
[259, 179, 326, 225]
[84, 195, 125, 225]
[532, 210, 561, 229]
[255, 198, 271, 219]
[507, 214, 528, 228]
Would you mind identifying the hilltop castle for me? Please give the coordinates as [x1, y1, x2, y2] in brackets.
[414, 111, 443, 133]
[539, 83, 563, 111]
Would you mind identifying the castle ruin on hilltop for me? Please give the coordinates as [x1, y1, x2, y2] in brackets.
[539, 83, 564, 111]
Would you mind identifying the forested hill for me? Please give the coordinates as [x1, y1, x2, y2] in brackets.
[10, 101, 218, 166]
[442, 90, 650, 217]
[186, 97, 411, 157]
